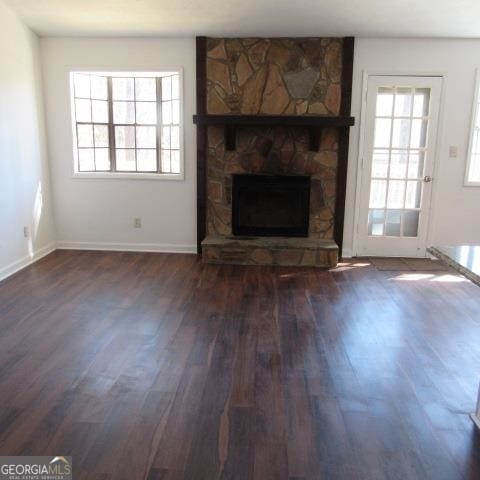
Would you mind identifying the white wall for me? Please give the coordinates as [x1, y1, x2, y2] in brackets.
[343, 37, 480, 257]
[40, 37, 196, 252]
[0, 1, 56, 280]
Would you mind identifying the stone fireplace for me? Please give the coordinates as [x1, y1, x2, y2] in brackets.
[194, 37, 354, 267]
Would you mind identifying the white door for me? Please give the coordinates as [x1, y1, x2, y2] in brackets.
[356, 76, 442, 257]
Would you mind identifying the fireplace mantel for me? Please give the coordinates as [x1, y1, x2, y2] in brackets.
[193, 114, 355, 151]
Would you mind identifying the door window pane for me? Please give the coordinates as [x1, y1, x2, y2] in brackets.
[374, 119, 392, 148]
[410, 120, 428, 148]
[75, 99, 91, 122]
[372, 150, 389, 178]
[403, 210, 419, 237]
[392, 118, 411, 148]
[413, 88, 430, 117]
[405, 181, 421, 209]
[376, 88, 394, 116]
[368, 209, 385, 236]
[390, 150, 408, 178]
[394, 88, 412, 116]
[385, 210, 402, 236]
[407, 151, 424, 179]
[387, 180, 405, 208]
[369, 180, 387, 208]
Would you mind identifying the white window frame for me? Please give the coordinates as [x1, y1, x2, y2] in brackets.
[68, 67, 185, 181]
[465, 68, 480, 186]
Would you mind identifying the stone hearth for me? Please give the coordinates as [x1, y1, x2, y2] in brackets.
[202, 236, 338, 267]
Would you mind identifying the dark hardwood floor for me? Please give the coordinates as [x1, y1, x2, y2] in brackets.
[1, 250, 480, 479]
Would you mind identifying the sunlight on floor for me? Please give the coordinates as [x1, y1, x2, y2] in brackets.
[391, 272, 468, 282]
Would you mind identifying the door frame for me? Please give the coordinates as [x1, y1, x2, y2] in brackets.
[352, 70, 447, 257]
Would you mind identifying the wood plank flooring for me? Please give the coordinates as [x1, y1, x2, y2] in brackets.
[1, 250, 480, 479]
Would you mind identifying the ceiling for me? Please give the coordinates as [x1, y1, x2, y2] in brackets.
[4, 0, 480, 38]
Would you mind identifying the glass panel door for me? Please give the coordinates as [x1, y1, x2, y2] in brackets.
[357, 76, 441, 257]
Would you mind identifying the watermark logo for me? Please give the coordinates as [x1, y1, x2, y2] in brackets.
[0, 456, 72, 480]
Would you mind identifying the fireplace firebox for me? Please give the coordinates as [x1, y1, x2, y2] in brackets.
[232, 174, 310, 237]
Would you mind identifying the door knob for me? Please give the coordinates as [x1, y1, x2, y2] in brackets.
[423, 175, 432, 183]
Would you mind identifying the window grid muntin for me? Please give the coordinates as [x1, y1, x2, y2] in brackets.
[72, 72, 181, 175]
[368, 86, 431, 238]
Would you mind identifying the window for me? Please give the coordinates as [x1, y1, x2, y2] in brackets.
[466, 69, 480, 185]
[70, 71, 182, 177]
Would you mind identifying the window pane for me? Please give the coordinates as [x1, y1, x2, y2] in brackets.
[369, 179, 387, 208]
[387, 180, 405, 208]
[136, 126, 156, 148]
[385, 210, 401, 236]
[94, 124, 109, 148]
[162, 101, 172, 124]
[112, 77, 134, 100]
[374, 118, 392, 148]
[408, 151, 424, 179]
[372, 150, 389, 178]
[137, 149, 157, 171]
[172, 100, 180, 124]
[78, 148, 95, 171]
[403, 210, 419, 237]
[135, 78, 156, 101]
[390, 150, 408, 179]
[92, 100, 108, 123]
[116, 149, 136, 171]
[161, 126, 170, 149]
[170, 150, 180, 173]
[368, 209, 385, 236]
[74, 73, 90, 98]
[171, 75, 180, 100]
[391, 118, 411, 148]
[162, 76, 172, 101]
[171, 126, 180, 150]
[95, 148, 110, 170]
[75, 99, 91, 122]
[161, 150, 171, 172]
[394, 88, 412, 116]
[77, 124, 93, 147]
[136, 102, 157, 124]
[405, 181, 421, 209]
[113, 101, 135, 124]
[91, 76, 108, 100]
[115, 126, 135, 148]
[469, 154, 480, 182]
[413, 88, 430, 117]
[410, 119, 428, 148]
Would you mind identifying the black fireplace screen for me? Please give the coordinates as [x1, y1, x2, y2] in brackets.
[232, 174, 310, 237]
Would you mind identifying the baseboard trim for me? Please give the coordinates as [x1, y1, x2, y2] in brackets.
[56, 241, 197, 254]
[0, 242, 57, 282]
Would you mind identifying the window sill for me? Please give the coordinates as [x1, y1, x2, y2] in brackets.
[72, 172, 184, 181]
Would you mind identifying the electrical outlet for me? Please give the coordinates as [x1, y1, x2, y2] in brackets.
[23, 226, 29, 238]
[133, 218, 142, 228]
[449, 146, 458, 158]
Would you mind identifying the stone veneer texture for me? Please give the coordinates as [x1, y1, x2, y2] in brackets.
[206, 37, 344, 240]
